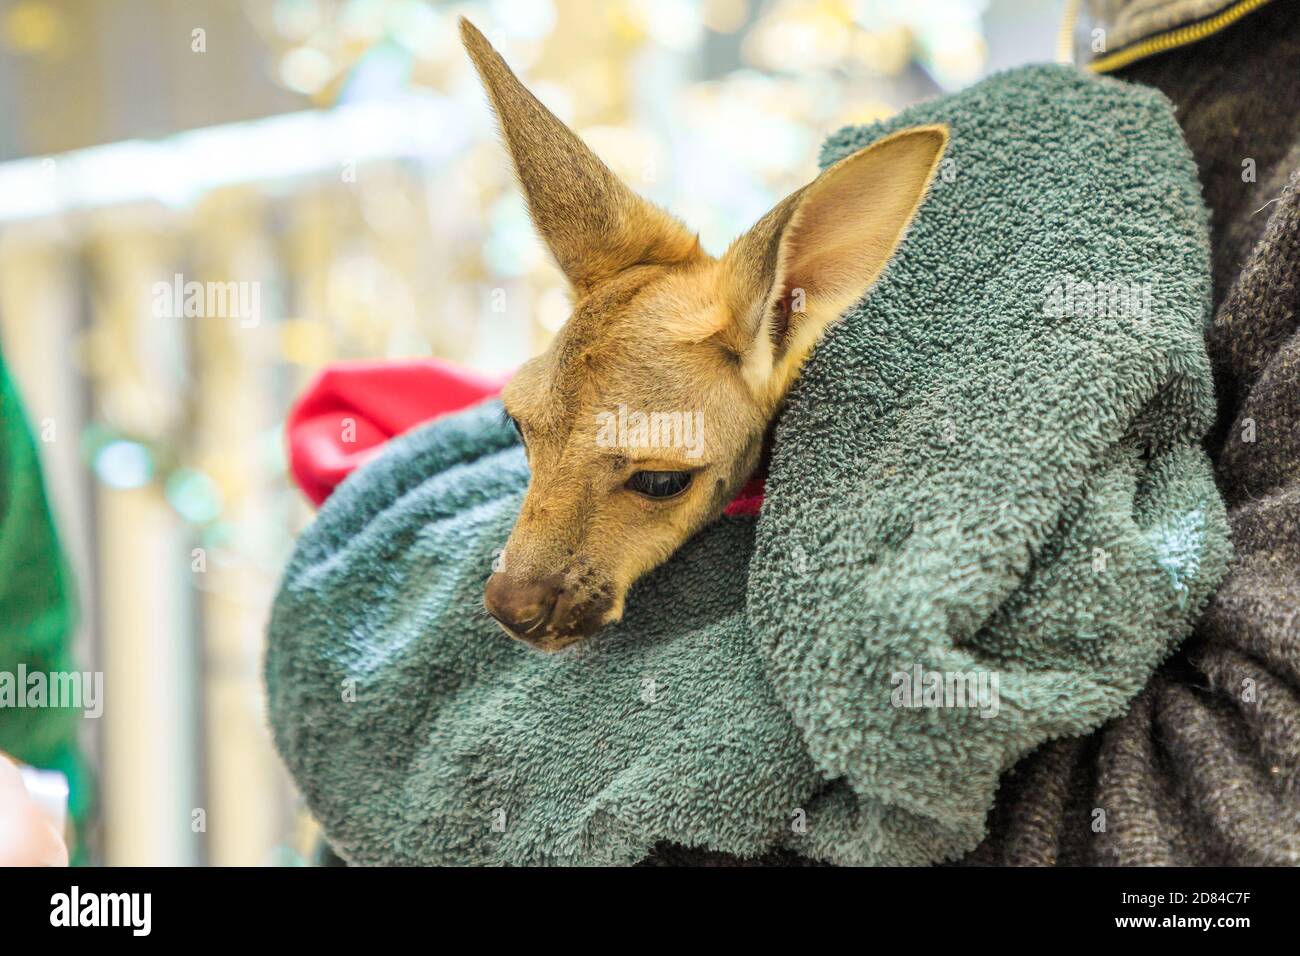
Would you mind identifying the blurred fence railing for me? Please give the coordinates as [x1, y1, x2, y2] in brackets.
[0, 95, 543, 864]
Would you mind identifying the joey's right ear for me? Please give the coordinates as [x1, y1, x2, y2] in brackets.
[460, 18, 703, 295]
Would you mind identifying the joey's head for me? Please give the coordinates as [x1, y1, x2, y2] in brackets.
[461, 19, 947, 650]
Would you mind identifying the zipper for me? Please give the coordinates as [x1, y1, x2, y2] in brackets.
[1089, 0, 1275, 73]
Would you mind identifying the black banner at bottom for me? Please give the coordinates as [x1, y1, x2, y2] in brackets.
[0, 864, 1287, 941]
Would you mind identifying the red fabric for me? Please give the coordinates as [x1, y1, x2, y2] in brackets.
[724, 477, 766, 517]
[287, 359, 510, 506]
[286, 358, 765, 516]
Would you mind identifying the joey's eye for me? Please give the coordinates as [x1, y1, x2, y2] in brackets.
[502, 411, 524, 441]
[626, 470, 692, 500]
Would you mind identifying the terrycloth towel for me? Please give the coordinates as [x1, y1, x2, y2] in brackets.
[266, 65, 1230, 866]
[970, 1, 1300, 866]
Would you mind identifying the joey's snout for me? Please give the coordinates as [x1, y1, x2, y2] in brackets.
[483, 573, 556, 636]
[484, 570, 615, 651]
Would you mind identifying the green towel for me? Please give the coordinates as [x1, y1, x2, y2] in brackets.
[0, 345, 90, 848]
[266, 65, 1230, 866]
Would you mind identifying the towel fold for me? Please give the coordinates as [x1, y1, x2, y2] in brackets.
[266, 65, 1229, 866]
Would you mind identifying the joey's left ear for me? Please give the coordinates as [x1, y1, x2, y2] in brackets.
[718, 124, 948, 394]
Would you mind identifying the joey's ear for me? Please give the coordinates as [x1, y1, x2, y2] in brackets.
[718, 124, 948, 392]
[460, 18, 703, 294]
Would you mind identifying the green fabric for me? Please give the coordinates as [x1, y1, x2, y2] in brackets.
[0, 345, 90, 840]
[267, 65, 1231, 866]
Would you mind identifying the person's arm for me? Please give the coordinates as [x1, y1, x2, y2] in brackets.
[0, 753, 67, 866]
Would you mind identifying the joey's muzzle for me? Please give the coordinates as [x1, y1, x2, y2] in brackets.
[484, 571, 613, 650]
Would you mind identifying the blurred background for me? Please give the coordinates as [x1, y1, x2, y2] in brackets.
[0, 0, 1073, 865]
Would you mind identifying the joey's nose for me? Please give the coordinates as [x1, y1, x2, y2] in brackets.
[484, 572, 556, 637]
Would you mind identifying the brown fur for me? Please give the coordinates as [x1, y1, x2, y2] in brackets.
[463, 18, 948, 650]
